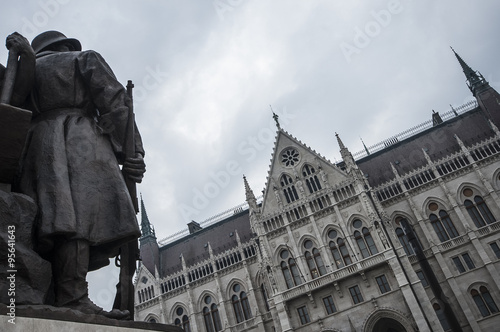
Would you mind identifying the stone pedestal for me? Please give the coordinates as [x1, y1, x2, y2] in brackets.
[0, 304, 183, 331]
[0, 190, 52, 305]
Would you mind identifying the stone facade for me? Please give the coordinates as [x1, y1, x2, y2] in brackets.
[134, 52, 500, 331]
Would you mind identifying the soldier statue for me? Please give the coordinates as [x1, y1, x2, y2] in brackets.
[11, 30, 146, 319]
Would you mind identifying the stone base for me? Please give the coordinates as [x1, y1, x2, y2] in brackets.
[0, 304, 182, 331]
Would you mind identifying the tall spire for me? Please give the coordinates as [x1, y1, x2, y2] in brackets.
[336, 133, 366, 183]
[336, 132, 356, 167]
[451, 47, 489, 96]
[335, 132, 346, 150]
[243, 175, 258, 211]
[360, 137, 370, 155]
[140, 194, 156, 240]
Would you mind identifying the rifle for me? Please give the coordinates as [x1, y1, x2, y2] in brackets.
[124, 79, 139, 213]
[113, 80, 140, 318]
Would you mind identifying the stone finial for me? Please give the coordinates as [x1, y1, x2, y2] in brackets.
[390, 162, 400, 178]
[488, 119, 500, 137]
[422, 148, 433, 165]
[271, 105, 280, 129]
[454, 134, 467, 151]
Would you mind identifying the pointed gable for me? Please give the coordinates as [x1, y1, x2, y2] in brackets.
[260, 129, 350, 217]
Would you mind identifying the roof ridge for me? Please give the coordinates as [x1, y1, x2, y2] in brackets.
[352, 99, 478, 159]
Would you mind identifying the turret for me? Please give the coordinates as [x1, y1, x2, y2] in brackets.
[139, 195, 159, 275]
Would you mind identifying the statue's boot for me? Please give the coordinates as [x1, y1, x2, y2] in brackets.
[52, 239, 129, 319]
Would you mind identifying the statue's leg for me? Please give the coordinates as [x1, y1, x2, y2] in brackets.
[52, 239, 89, 308]
[51, 239, 130, 319]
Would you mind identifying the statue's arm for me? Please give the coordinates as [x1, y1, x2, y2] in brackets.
[5, 32, 35, 107]
[78, 50, 146, 164]
[0, 63, 5, 92]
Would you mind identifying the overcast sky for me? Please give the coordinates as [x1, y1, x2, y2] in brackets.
[2, 0, 500, 310]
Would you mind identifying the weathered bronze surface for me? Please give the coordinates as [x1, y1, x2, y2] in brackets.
[0, 30, 147, 320]
[0, 32, 34, 183]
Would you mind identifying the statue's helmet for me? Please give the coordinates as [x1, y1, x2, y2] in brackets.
[31, 30, 81, 54]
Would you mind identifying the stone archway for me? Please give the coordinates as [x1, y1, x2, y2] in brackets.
[372, 318, 407, 332]
[363, 308, 415, 332]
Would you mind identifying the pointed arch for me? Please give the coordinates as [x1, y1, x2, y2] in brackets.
[301, 163, 322, 193]
[492, 168, 500, 191]
[279, 172, 299, 203]
[346, 214, 369, 232]
[421, 196, 452, 216]
[456, 182, 488, 200]
[200, 293, 222, 332]
[391, 214, 420, 256]
[277, 247, 302, 288]
[467, 282, 500, 317]
[168, 301, 189, 319]
[197, 290, 219, 311]
[362, 307, 416, 332]
[144, 313, 161, 323]
[458, 185, 497, 227]
[225, 277, 247, 297]
[302, 237, 327, 279]
[350, 217, 378, 258]
[326, 227, 353, 269]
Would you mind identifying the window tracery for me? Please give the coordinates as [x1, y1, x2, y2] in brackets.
[352, 219, 378, 258]
[280, 174, 299, 203]
[303, 239, 326, 279]
[302, 164, 322, 193]
[327, 229, 352, 268]
[279, 249, 302, 288]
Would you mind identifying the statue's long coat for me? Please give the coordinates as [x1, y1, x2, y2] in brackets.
[16, 50, 143, 270]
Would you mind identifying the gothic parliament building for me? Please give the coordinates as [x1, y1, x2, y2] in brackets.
[134, 50, 500, 331]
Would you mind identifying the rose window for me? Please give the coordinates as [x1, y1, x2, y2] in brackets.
[281, 148, 300, 167]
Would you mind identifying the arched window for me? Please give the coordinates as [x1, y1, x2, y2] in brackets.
[173, 306, 190, 331]
[231, 284, 252, 323]
[303, 240, 326, 279]
[240, 292, 252, 320]
[429, 210, 459, 242]
[280, 250, 302, 288]
[302, 164, 322, 193]
[396, 227, 414, 256]
[182, 315, 190, 331]
[465, 193, 496, 227]
[280, 174, 299, 203]
[202, 296, 222, 332]
[471, 286, 499, 317]
[232, 294, 244, 323]
[353, 220, 378, 258]
[327, 229, 352, 268]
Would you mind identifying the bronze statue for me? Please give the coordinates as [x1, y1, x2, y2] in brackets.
[0, 32, 35, 107]
[12, 31, 146, 319]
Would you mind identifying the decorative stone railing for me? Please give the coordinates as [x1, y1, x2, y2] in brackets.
[156, 241, 257, 297]
[262, 180, 357, 236]
[374, 134, 500, 203]
[352, 100, 478, 159]
[438, 234, 469, 251]
[281, 251, 387, 301]
[476, 220, 500, 236]
[231, 317, 257, 332]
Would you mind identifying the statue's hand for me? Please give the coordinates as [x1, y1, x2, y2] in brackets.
[6, 32, 34, 56]
[123, 153, 146, 183]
